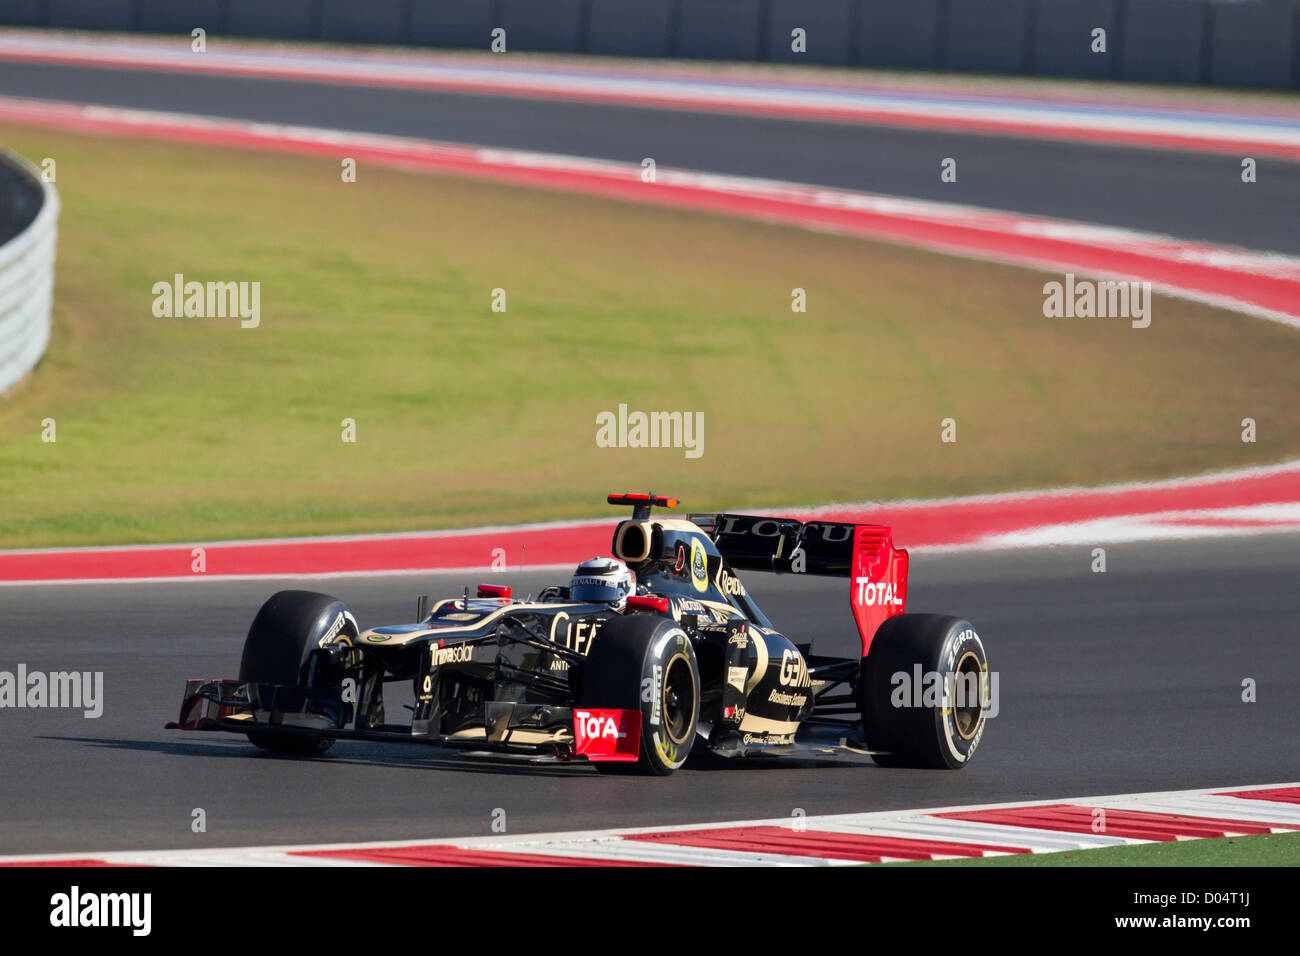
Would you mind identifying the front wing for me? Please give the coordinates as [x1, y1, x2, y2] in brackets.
[165, 678, 640, 762]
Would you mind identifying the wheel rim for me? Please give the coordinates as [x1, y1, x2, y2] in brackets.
[661, 652, 696, 746]
[952, 651, 984, 741]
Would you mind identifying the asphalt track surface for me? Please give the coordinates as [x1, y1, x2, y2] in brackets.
[1, 57, 1296, 857]
[4, 61, 1300, 254]
[1, 532, 1296, 855]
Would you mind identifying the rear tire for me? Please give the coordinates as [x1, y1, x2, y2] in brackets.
[238, 590, 358, 755]
[576, 613, 700, 776]
[858, 614, 989, 770]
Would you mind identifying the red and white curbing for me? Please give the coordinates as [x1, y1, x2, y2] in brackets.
[4, 94, 1299, 327]
[0, 455, 1294, 582]
[3, 784, 1296, 867]
[0, 458, 1297, 584]
[2, 32, 1298, 160]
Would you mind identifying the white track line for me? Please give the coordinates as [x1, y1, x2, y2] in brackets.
[447, 840, 856, 867]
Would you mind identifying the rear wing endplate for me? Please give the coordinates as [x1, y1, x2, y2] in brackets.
[691, 513, 908, 656]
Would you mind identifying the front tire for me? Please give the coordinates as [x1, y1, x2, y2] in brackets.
[859, 614, 989, 770]
[576, 613, 700, 775]
[238, 590, 358, 755]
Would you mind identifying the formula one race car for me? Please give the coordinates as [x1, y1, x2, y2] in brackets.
[168, 494, 991, 773]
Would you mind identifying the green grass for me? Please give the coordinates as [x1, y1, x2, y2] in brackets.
[886, 830, 1300, 866]
[1, 124, 1299, 547]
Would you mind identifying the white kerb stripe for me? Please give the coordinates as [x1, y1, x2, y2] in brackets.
[807, 817, 1143, 851]
[449, 838, 853, 867]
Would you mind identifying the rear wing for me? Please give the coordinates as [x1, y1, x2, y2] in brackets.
[690, 513, 908, 656]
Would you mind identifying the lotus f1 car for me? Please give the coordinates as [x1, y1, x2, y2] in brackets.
[167, 494, 991, 774]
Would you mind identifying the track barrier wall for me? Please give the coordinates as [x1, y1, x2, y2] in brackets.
[0, 151, 58, 397]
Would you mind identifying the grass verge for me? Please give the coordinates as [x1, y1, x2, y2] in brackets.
[1, 124, 1298, 547]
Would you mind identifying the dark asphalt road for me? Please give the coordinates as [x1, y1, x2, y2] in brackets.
[1, 59, 1296, 857]
[4, 62, 1300, 253]
[1, 532, 1296, 855]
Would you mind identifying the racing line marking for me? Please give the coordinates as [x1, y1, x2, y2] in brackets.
[2, 783, 1295, 867]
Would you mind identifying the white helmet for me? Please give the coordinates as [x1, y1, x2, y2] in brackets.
[570, 556, 635, 610]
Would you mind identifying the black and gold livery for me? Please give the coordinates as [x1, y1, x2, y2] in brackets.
[167, 493, 990, 773]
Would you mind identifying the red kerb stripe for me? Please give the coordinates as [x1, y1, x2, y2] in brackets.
[1216, 786, 1300, 805]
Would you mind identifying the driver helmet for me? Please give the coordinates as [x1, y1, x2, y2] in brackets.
[570, 556, 635, 610]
